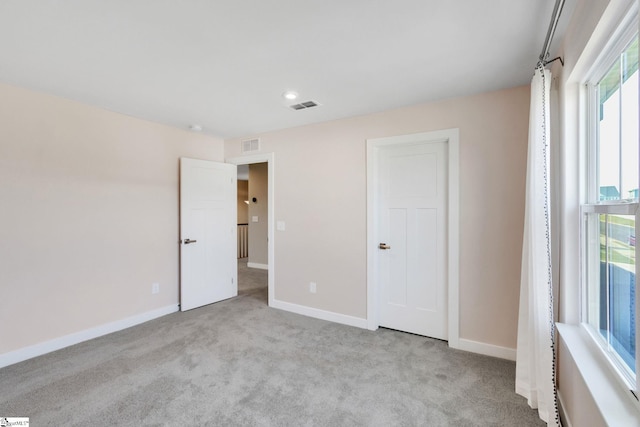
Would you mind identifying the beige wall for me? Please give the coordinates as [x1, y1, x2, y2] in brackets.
[237, 180, 249, 224]
[0, 83, 224, 354]
[557, 336, 606, 427]
[226, 85, 530, 348]
[248, 163, 268, 266]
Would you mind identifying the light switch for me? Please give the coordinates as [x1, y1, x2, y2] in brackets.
[252, 216, 259, 222]
[277, 221, 286, 231]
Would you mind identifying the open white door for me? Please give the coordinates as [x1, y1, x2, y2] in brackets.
[180, 157, 237, 311]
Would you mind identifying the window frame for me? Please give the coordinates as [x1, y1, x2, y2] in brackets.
[580, 15, 640, 392]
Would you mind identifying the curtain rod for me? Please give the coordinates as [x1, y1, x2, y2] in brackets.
[539, 0, 566, 66]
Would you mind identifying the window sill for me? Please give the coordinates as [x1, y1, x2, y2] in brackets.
[557, 323, 640, 426]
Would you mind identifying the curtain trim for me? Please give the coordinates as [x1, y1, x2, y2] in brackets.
[536, 62, 560, 425]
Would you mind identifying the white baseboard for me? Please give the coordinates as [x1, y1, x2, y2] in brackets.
[247, 262, 268, 270]
[271, 299, 368, 329]
[270, 301, 515, 360]
[0, 304, 178, 369]
[455, 338, 517, 361]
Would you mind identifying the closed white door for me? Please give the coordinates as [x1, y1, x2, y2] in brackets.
[180, 158, 237, 311]
[377, 141, 448, 339]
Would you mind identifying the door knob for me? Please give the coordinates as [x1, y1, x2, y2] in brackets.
[183, 238, 197, 244]
[379, 243, 391, 250]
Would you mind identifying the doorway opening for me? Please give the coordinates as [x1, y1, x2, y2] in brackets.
[227, 153, 275, 307]
[236, 163, 268, 304]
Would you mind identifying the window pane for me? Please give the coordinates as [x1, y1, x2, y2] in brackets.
[597, 36, 639, 201]
[587, 213, 636, 374]
[621, 38, 639, 199]
[598, 58, 621, 201]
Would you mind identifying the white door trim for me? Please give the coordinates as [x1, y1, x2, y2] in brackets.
[366, 129, 460, 349]
[226, 153, 275, 308]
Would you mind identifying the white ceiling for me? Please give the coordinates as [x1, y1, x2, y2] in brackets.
[0, 1, 574, 139]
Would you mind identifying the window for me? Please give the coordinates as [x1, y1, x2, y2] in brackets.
[582, 26, 639, 389]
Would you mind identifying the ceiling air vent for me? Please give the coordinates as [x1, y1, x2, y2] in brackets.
[289, 100, 320, 111]
[242, 138, 260, 153]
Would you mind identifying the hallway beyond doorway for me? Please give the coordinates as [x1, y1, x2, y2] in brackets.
[238, 257, 267, 304]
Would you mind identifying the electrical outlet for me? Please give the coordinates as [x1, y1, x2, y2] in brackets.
[309, 282, 317, 294]
[152, 283, 160, 294]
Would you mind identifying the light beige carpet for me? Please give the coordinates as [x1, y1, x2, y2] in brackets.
[0, 259, 543, 426]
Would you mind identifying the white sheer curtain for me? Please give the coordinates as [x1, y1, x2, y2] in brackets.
[515, 66, 559, 426]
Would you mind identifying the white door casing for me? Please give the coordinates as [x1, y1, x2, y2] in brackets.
[180, 157, 237, 311]
[367, 129, 460, 346]
[226, 153, 275, 308]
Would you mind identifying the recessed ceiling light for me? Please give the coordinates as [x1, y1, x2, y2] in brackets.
[189, 124, 203, 132]
[283, 91, 298, 100]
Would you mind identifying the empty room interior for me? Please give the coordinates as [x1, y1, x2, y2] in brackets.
[1, 1, 639, 426]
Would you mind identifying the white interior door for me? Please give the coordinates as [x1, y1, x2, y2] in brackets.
[180, 157, 237, 311]
[377, 141, 448, 339]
